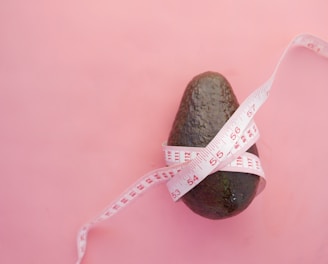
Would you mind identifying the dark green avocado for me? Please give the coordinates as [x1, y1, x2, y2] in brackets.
[168, 71, 260, 219]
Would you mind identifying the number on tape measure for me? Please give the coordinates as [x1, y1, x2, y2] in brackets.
[209, 157, 218, 166]
[216, 150, 224, 159]
[171, 189, 181, 199]
[230, 126, 241, 140]
[247, 103, 256, 117]
[187, 175, 199, 186]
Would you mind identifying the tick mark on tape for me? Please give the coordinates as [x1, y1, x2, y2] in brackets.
[307, 42, 321, 53]
[168, 171, 175, 178]
[112, 204, 120, 210]
[236, 156, 243, 166]
[184, 152, 191, 160]
[137, 184, 145, 190]
[121, 198, 129, 204]
[146, 178, 153, 184]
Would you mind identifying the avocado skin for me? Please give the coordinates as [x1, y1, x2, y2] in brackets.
[168, 72, 260, 219]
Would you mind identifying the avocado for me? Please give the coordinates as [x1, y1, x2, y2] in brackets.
[168, 72, 260, 219]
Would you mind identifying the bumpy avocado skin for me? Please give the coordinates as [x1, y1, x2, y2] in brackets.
[168, 71, 260, 219]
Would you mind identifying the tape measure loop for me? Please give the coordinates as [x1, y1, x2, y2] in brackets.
[75, 33, 328, 264]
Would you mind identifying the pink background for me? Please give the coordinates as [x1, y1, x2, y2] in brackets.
[1, 1, 328, 263]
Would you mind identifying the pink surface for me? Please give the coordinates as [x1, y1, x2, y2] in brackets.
[1, 1, 328, 264]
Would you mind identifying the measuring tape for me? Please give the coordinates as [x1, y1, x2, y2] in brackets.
[75, 33, 328, 264]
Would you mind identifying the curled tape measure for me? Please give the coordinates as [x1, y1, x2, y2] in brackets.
[75, 34, 328, 264]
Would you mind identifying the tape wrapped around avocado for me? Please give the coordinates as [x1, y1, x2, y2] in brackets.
[167, 72, 260, 219]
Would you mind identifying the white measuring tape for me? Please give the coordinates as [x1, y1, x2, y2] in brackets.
[75, 33, 328, 264]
